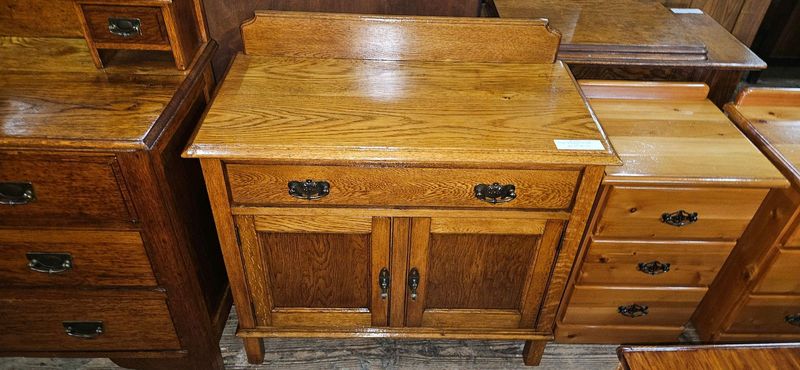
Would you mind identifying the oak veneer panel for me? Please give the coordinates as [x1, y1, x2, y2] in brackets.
[426, 234, 537, 310]
[260, 232, 371, 309]
[0, 154, 136, 228]
[227, 165, 579, 210]
[579, 82, 786, 187]
[562, 286, 707, 327]
[618, 343, 800, 370]
[185, 57, 618, 166]
[0, 229, 155, 287]
[0, 290, 180, 351]
[241, 11, 559, 63]
[0, 0, 83, 37]
[753, 249, 800, 294]
[81, 5, 169, 45]
[579, 239, 734, 287]
[594, 187, 768, 240]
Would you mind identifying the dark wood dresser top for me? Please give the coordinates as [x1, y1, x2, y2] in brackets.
[0, 37, 211, 151]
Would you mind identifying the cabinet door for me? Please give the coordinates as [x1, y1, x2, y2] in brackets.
[235, 215, 390, 327]
[405, 217, 565, 329]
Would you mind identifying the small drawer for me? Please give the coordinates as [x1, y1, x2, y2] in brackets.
[0, 290, 180, 351]
[226, 164, 580, 210]
[727, 295, 800, 335]
[578, 239, 735, 287]
[80, 5, 169, 45]
[556, 323, 684, 344]
[561, 285, 707, 327]
[0, 229, 156, 287]
[754, 249, 800, 294]
[594, 186, 768, 240]
[0, 154, 136, 228]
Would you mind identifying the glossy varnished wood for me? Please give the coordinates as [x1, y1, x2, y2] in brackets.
[0, 0, 83, 37]
[693, 88, 800, 342]
[0, 229, 155, 287]
[618, 343, 800, 370]
[227, 164, 579, 210]
[241, 11, 559, 63]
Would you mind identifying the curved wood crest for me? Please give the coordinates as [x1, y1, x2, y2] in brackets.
[241, 10, 560, 63]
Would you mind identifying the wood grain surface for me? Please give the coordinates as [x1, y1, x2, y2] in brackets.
[185, 56, 618, 166]
[0, 229, 154, 287]
[725, 295, 800, 334]
[0, 0, 84, 37]
[618, 343, 800, 370]
[753, 249, 800, 294]
[580, 81, 786, 187]
[0, 153, 136, 228]
[80, 5, 169, 45]
[0, 289, 179, 352]
[227, 164, 579, 210]
[578, 239, 735, 287]
[593, 186, 768, 240]
[241, 11, 560, 63]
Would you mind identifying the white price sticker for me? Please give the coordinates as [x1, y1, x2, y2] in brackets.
[671, 8, 704, 14]
[554, 140, 606, 151]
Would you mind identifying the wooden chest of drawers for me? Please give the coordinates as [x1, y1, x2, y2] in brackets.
[555, 81, 788, 344]
[693, 88, 800, 342]
[185, 12, 621, 366]
[0, 37, 229, 369]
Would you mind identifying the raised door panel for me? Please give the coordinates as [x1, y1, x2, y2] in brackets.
[405, 217, 564, 329]
[235, 215, 390, 328]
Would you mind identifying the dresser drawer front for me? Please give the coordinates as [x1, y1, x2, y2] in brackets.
[727, 295, 800, 335]
[227, 164, 580, 210]
[0, 292, 180, 351]
[81, 5, 169, 45]
[754, 249, 800, 294]
[561, 285, 706, 327]
[579, 239, 734, 287]
[0, 229, 156, 287]
[0, 154, 135, 228]
[594, 187, 767, 240]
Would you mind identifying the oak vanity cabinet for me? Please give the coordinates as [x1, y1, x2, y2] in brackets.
[693, 88, 800, 342]
[555, 81, 788, 344]
[186, 12, 621, 366]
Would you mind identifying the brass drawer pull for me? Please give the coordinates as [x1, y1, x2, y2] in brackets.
[474, 183, 516, 204]
[408, 268, 420, 300]
[0, 182, 35, 205]
[661, 210, 698, 227]
[618, 304, 648, 318]
[26, 252, 73, 274]
[786, 313, 800, 327]
[378, 268, 390, 300]
[108, 17, 142, 38]
[63, 321, 104, 339]
[288, 179, 330, 200]
[637, 261, 671, 275]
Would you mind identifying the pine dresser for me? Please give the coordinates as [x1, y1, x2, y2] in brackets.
[555, 81, 788, 344]
[184, 11, 621, 366]
[0, 4, 229, 368]
[693, 87, 800, 342]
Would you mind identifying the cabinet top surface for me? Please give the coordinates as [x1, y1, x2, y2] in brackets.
[580, 81, 787, 188]
[0, 37, 194, 151]
[618, 343, 800, 370]
[727, 88, 800, 188]
[185, 54, 620, 166]
[493, 0, 764, 69]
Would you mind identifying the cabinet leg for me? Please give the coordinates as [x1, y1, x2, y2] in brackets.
[244, 337, 265, 364]
[522, 340, 547, 366]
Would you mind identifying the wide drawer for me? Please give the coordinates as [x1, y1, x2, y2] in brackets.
[754, 249, 800, 294]
[0, 154, 136, 228]
[226, 164, 580, 210]
[80, 5, 169, 45]
[578, 239, 735, 287]
[0, 290, 180, 351]
[594, 186, 767, 240]
[556, 323, 683, 344]
[561, 285, 707, 327]
[727, 295, 800, 335]
[0, 229, 156, 287]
